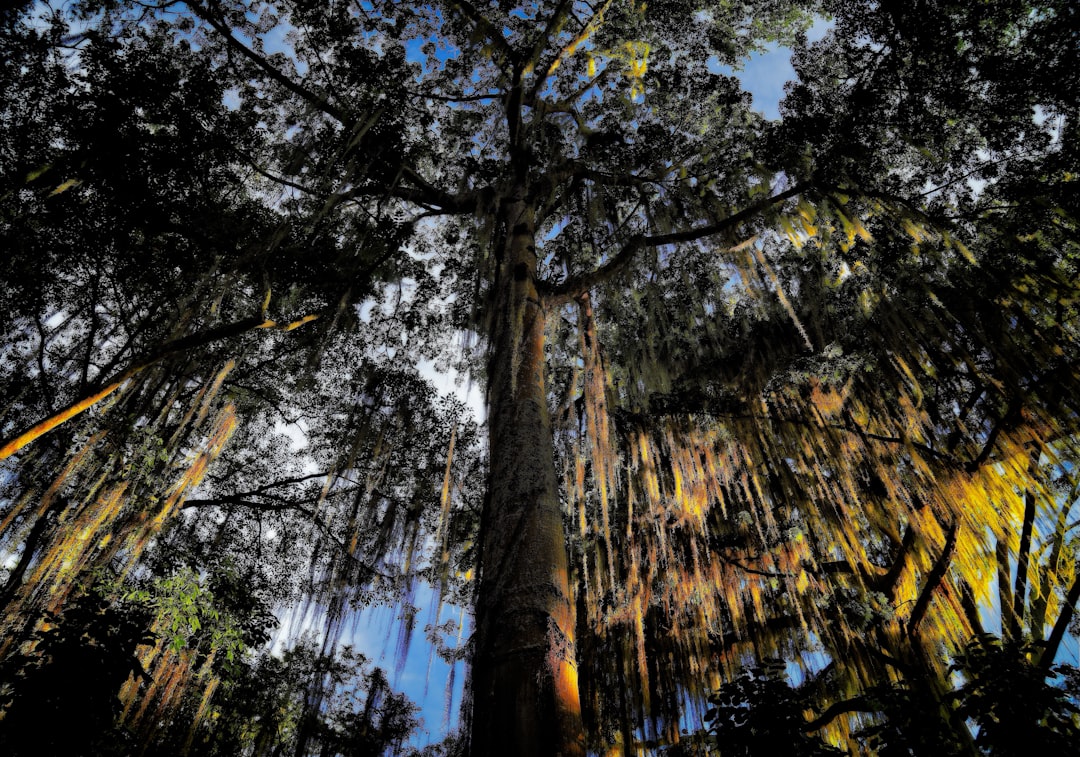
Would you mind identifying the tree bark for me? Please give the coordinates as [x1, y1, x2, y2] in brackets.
[470, 194, 585, 757]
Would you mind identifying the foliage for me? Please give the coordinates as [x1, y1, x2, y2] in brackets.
[180, 641, 420, 757]
[853, 681, 968, 757]
[950, 635, 1080, 755]
[0, 584, 155, 755]
[704, 660, 845, 756]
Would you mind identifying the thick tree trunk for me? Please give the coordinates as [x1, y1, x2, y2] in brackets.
[470, 195, 586, 757]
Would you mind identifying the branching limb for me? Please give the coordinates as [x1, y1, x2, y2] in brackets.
[906, 521, 958, 637]
[192, 1, 352, 125]
[544, 182, 809, 304]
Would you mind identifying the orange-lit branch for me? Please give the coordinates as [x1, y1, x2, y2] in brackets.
[0, 314, 318, 460]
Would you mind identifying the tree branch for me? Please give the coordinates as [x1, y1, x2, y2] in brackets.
[1038, 568, 1080, 671]
[544, 182, 809, 304]
[802, 696, 875, 733]
[906, 521, 958, 637]
[338, 164, 483, 215]
[524, 0, 573, 79]
[1012, 451, 1041, 629]
[192, 1, 351, 125]
[531, 0, 611, 100]
[878, 525, 917, 599]
[0, 314, 320, 460]
[182, 495, 397, 580]
[965, 398, 1022, 472]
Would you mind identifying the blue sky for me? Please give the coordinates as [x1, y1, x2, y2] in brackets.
[718, 17, 832, 119]
[352, 590, 467, 748]
[723, 43, 799, 120]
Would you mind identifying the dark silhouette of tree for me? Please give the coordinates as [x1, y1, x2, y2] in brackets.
[950, 635, 1080, 756]
[705, 661, 846, 756]
[0, 584, 155, 756]
[852, 681, 968, 757]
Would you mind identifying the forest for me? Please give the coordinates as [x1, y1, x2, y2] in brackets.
[1, 0, 1079, 755]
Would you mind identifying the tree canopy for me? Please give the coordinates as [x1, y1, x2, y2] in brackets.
[1, 0, 1079, 755]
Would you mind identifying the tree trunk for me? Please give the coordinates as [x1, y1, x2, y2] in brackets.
[470, 195, 586, 757]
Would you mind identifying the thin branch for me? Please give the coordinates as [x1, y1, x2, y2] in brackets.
[246, 160, 328, 197]
[802, 696, 875, 733]
[616, 404, 963, 471]
[192, 1, 351, 125]
[906, 521, 958, 637]
[338, 164, 483, 215]
[545, 183, 809, 304]
[406, 88, 504, 102]
[181, 495, 396, 580]
[918, 149, 1037, 200]
[966, 398, 1021, 472]
[183, 495, 314, 514]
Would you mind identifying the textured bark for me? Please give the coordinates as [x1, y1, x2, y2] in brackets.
[470, 195, 585, 757]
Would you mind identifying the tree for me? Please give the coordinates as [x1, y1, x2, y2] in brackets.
[177, 640, 420, 757]
[0, 582, 155, 756]
[2, 1, 1079, 755]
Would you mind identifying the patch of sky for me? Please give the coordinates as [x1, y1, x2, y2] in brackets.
[273, 417, 311, 454]
[405, 36, 427, 64]
[269, 585, 468, 746]
[709, 17, 832, 121]
[418, 358, 486, 423]
[784, 639, 831, 687]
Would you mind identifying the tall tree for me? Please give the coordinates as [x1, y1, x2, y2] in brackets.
[2, 1, 1079, 755]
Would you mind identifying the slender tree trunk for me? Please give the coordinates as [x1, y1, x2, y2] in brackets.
[1012, 450, 1041, 630]
[470, 194, 586, 757]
